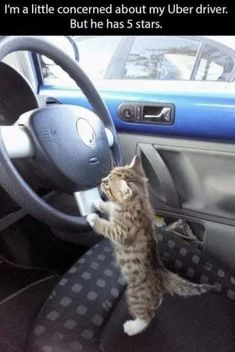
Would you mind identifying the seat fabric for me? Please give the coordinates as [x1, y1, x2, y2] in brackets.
[28, 240, 124, 352]
[28, 230, 235, 352]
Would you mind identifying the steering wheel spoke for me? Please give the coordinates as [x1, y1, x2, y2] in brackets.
[74, 187, 101, 216]
[0, 125, 34, 159]
[105, 128, 114, 147]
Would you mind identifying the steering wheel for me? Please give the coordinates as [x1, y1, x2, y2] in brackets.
[0, 36, 122, 232]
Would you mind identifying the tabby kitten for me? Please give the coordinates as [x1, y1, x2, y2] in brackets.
[87, 155, 213, 336]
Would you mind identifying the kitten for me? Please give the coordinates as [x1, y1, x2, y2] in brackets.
[87, 155, 213, 336]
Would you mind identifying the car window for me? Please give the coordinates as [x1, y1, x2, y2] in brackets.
[40, 36, 235, 85]
[123, 36, 200, 80]
[42, 36, 121, 85]
[195, 44, 234, 81]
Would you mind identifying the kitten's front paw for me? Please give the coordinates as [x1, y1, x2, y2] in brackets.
[87, 213, 98, 228]
[93, 199, 104, 212]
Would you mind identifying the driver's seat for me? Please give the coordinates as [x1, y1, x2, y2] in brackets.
[28, 231, 235, 352]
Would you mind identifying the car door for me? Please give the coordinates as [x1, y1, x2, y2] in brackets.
[38, 35, 235, 273]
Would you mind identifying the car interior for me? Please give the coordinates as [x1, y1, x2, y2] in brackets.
[0, 36, 234, 352]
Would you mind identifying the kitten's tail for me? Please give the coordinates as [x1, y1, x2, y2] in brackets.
[163, 270, 214, 297]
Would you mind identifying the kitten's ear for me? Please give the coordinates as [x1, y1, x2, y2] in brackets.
[120, 180, 132, 199]
[130, 155, 146, 176]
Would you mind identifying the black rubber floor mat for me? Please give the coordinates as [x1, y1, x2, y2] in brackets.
[101, 292, 235, 352]
[0, 276, 57, 352]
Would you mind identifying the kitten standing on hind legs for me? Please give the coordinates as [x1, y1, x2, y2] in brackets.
[87, 155, 214, 336]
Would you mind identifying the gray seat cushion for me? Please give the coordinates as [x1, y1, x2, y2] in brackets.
[28, 240, 124, 352]
[28, 230, 235, 352]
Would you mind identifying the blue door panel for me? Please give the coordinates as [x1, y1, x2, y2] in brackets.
[40, 85, 235, 141]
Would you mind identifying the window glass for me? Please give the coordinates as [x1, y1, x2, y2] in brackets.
[42, 36, 121, 85]
[195, 44, 234, 81]
[123, 36, 200, 80]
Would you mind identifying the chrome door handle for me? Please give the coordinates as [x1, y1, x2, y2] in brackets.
[144, 107, 171, 121]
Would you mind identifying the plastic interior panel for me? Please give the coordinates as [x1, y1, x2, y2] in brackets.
[40, 85, 235, 141]
[137, 142, 235, 221]
[118, 133, 235, 225]
[119, 133, 235, 271]
[158, 146, 235, 220]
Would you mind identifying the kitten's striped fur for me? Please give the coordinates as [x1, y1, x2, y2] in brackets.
[87, 155, 213, 336]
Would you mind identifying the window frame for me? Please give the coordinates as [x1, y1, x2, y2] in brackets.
[104, 36, 135, 79]
[190, 36, 235, 82]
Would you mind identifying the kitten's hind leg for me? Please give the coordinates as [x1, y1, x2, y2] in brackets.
[123, 318, 150, 336]
[124, 290, 162, 336]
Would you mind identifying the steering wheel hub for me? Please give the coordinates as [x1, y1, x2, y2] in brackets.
[19, 105, 112, 192]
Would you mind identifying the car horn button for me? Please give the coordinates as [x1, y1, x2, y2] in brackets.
[76, 118, 96, 147]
